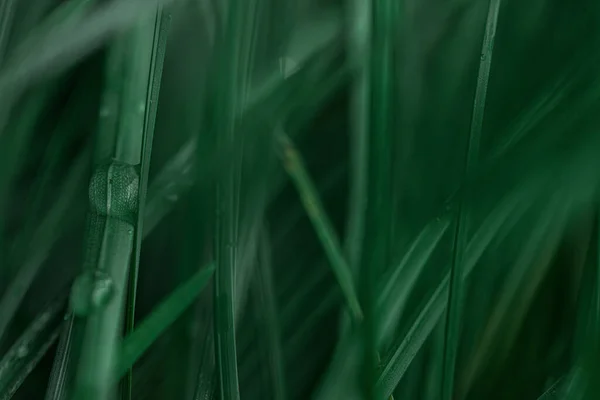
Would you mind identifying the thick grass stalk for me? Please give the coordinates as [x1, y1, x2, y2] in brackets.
[441, 1, 502, 399]
[43, 5, 162, 400]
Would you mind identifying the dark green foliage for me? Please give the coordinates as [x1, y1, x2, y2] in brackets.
[0, 0, 600, 399]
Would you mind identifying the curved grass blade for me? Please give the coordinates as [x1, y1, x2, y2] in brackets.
[0, 296, 66, 400]
[116, 265, 215, 379]
[0, 0, 172, 95]
[378, 217, 451, 345]
[458, 193, 573, 398]
[377, 181, 536, 398]
[441, 1, 502, 398]
[277, 133, 363, 321]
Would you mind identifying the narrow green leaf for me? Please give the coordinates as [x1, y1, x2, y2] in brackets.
[122, 7, 171, 399]
[253, 228, 286, 400]
[441, 1, 502, 399]
[116, 265, 215, 379]
[0, 296, 65, 400]
[277, 133, 363, 321]
[0, 149, 88, 343]
[378, 217, 451, 345]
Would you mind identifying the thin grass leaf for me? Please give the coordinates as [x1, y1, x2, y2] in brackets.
[257, 227, 286, 399]
[0, 296, 65, 400]
[536, 375, 566, 400]
[212, 0, 257, 398]
[0, 149, 89, 343]
[378, 217, 451, 345]
[441, 1, 502, 398]
[0, 0, 172, 95]
[377, 180, 537, 398]
[116, 265, 215, 379]
[458, 193, 573, 398]
[122, 7, 171, 399]
[0, 0, 16, 62]
[277, 133, 363, 321]
[344, 0, 370, 273]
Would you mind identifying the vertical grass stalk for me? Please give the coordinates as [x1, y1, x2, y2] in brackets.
[212, 0, 253, 398]
[441, 1, 502, 399]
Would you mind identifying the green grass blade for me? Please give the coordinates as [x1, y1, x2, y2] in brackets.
[378, 217, 451, 345]
[116, 265, 215, 379]
[0, 149, 88, 342]
[536, 376, 565, 400]
[378, 182, 533, 398]
[344, 0, 370, 273]
[277, 133, 363, 321]
[441, 1, 502, 399]
[122, 7, 171, 399]
[458, 193, 573, 398]
[253, 228, 286, 400]
[0, 0, 16, 63]
[0, 0, 170, 94]
[0, 296, 65, 400]
[212, 0, 256, 398]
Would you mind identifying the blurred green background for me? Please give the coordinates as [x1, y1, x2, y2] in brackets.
[0, 0, 600, 399]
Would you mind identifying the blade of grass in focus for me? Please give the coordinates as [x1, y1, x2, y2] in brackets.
[121, 6, 171, 399]
[442, 1, 502, 399]
[44, 4, 164, 399]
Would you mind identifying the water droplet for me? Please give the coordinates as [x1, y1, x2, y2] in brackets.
[138, 102, 146, 113]
[70, 270, 115, 317]
[480, 53, 486, 61]
[16, 345, 28, 358]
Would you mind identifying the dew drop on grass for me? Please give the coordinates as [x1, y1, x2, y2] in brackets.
[70, 270, 115, 317]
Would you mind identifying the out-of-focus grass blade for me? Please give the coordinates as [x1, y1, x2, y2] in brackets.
[344, 0, 370, 273]
[0, 0, 171, 94]
[0, 296, 65, 400]
[252, 228, 286, 400]
[361, 0, 396, 394]
[116, 265, 215, 379]
[378, 217, 451, 345]
[441, 1, 502, 399]
[211, 0, 257, 398]
[0, 149, 88, 343]
[536, 375, 565, 400]
[0, 0, 16, 62]
[458, 193, 573, 398]
[377, 181, 536, 398]
[277, 133, 363, 321]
